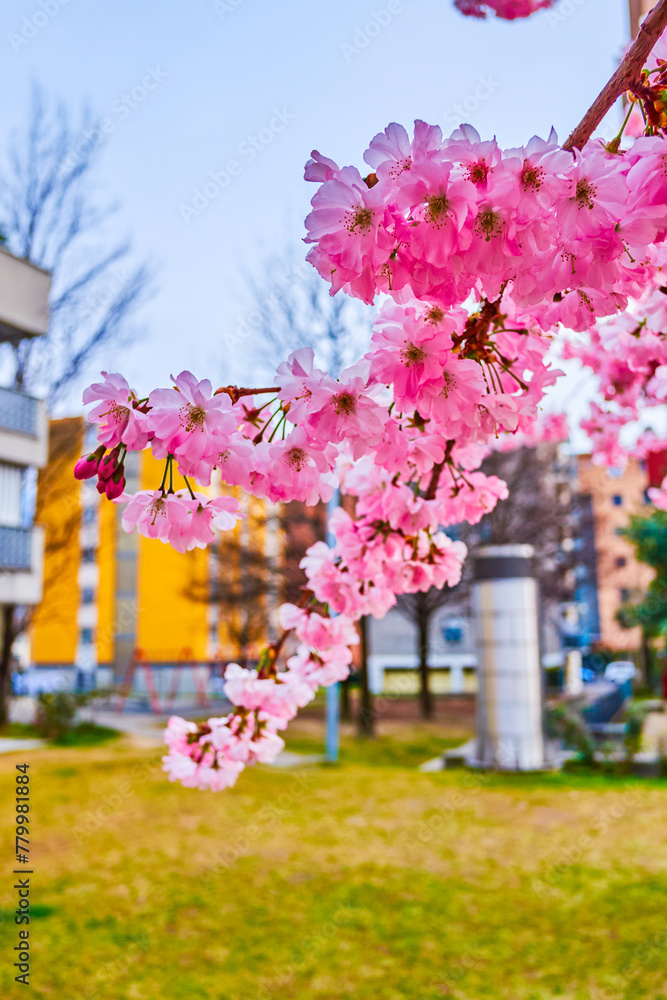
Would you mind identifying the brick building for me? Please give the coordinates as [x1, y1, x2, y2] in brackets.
[575, 455, 654, 651]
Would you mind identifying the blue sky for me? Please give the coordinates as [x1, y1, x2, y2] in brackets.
[0, 0, 628, 409]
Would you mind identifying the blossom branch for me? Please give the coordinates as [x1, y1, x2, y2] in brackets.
[423, 460, 446, 500]
[214, 385, 275, 403]
[257, 589, 315, 678]
[563, 0, 667, 151]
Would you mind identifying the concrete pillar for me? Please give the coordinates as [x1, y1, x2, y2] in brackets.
[450, 663, 464, 694]
[565, 649, 584, 696]
[471, 545, 545, 770]
[367, 655, 384, 695]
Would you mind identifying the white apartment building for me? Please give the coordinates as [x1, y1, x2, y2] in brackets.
[0, 246, 50, 664]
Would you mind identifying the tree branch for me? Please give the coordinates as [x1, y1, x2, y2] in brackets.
[423, 461, 445, 501]
[214, 385, 275, 403]
[563, 0, 667, 151]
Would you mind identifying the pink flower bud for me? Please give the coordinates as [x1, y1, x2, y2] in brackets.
[97, 447, 120, 481]
[74, 447, 104, 480]
[97, 458, 114, 481]
[105, 472, 126, 500]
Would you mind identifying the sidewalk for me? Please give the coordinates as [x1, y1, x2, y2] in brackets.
[0, 738, 46, 754]
[6, 698, 324, 767]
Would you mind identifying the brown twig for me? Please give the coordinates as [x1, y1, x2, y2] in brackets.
[563, 0, 667, 151]
[423, 460, 445, 500]
[256, 589, 316, 678]
[214, 385, 275, 403]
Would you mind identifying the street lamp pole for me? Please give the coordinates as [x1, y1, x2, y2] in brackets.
[325, 488, 340, 762]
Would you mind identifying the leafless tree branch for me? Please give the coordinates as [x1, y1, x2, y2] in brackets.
[0, 85, 153, 404]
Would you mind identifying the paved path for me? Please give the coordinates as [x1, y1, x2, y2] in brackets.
[0, 738, 46, 754]
[6, 699, 330, 768]
[88, 710, 166, 745]
[8, 697, 37, 724]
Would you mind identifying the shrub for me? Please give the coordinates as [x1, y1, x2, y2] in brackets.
[623, 702, 649, 761]
[546, 704, 595, 765]
[34, 691, 89, 740]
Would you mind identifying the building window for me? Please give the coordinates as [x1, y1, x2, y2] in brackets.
[80, 628, 94, 645]
[81, 588, 95, 604]
[620, 588, 631, 604]
[82, 507, 96, 525]
[615, 556, 627, 569]
[82, 548, 96, 563]
[615, 527, 625, 537]
[612, 495, 623, 506]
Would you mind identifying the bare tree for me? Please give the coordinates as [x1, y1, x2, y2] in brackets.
[0, 607, 28, 727]
[465, 443, 574, 606]
[201, 530, 275, 666]
[395, 588, 455, 720]
[0, 85, 151, 404]
[0, 88, 151, 723]
[237, 250, 370, 381]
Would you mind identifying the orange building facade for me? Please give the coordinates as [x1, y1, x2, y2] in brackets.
[30, 418, 290, 691]
[575, 454, 655, 651]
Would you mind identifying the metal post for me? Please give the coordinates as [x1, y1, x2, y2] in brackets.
[471, 545, 545, 770]
[325, 489, 340, 762]
[325, 680, 340, 762]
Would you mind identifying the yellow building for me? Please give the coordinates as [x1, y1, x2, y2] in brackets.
[31, 418, 283, 692]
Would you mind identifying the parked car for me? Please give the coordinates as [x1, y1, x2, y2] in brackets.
[604, 661, 636, 685]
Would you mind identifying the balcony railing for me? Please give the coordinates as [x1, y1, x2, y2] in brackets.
[0, 525, 32, 571]
[0, 387, 39, 436]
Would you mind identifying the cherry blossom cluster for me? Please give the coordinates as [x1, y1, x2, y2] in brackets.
[162, 600, 358, 789]
[553, 29, 667, 504]
[77, 24, 667, 788]
[301, 457, 502, 620]
[454, 0, 552, 19]
[77, 268, 560, 563]
[305, 122, 667, 332]
[77, 281, 558, 789]
[564, 244, 667, 499]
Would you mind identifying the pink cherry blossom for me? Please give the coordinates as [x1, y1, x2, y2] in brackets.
[120, 490, 191, 543]
[363, 120, 443, 189]
[366, 301, 456, 408]
[648, 478, 667, 510]
[83, 372, 150, 449]
[305, 370, 386, 457]
[148, 372, 238, 485]
[166, 492, 244, 553]
[304, 166, 395, 303]
[255, 428, 336, 505]
[304, 149, 340, 183]
[274, 348, 328, 423]
[420, 355, 487, 427]
[223, 663, 315, 718]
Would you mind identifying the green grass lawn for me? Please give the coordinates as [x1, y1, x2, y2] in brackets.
[0, 720, 120, 747]
[1, 722, 666, 1000]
